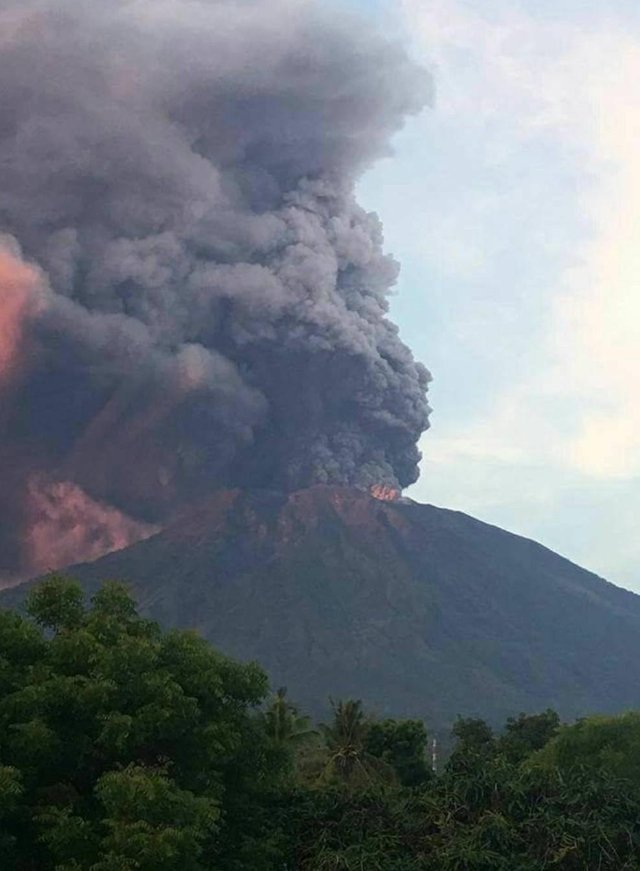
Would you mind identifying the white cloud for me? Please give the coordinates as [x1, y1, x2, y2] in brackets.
[392, 0, 640, 585]
[402, 0, 640, 474]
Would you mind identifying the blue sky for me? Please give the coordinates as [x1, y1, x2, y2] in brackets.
[354, 0, 640, 591]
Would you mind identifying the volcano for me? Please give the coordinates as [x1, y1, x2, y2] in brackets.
[3, 485, 640, 733]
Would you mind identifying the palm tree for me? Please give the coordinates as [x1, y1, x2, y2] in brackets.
[264, 687, 317, 747]
[320, 699, 394, 788]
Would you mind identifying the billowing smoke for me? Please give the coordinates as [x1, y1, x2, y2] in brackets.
[25, 475, 158, 574]
[0, 0, 431, 575]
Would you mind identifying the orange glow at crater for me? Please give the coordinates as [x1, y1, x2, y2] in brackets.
[370, 484, 400, 502]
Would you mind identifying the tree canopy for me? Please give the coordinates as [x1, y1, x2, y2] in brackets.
[2, 577, 640, 870]
[0, 576, 282, 869]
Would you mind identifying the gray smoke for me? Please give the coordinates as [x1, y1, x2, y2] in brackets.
[0, 0, 431, 572]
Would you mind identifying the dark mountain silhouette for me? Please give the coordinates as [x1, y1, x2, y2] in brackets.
[3, 485, 640, 733]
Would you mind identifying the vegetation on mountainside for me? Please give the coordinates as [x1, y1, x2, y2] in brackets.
[2, 577, 640, 869]
[8, 486, 640, 737]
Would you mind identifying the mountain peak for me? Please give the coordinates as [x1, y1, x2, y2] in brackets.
[3, 486, 640, 733]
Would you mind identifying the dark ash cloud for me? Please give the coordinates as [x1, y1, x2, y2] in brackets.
[0, 0, 432, 573]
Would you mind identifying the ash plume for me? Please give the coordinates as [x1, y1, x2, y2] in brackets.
[0, 0, 432, 575]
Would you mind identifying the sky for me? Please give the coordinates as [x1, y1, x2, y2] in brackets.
[355, 0, 640, 591]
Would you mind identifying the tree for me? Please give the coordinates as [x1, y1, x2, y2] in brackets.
[446, 717, 496, 775]
[319, 700, 393, 788]
[366, 718, 432, 787]
[5, 579, 640, 869]
[530, 711, 640, 784]
[0, 576, 285, 869]
[498, 709, 560, 763]
[264, 687, 316, 748]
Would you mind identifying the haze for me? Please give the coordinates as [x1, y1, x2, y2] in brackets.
[359, 0, 640, 592]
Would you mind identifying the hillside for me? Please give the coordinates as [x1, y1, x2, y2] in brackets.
[3, 485, 640, 733]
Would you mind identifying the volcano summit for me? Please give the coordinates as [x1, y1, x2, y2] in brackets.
[5, 485, 640, 733]
[0, 0, 430, 578]
[3, 0, 638, 737]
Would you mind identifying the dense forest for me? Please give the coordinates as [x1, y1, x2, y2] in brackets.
[1, 578, 640, 870]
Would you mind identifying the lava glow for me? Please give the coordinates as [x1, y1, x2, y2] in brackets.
[370, 484, 400, 502]
[25, 475, 159, 573]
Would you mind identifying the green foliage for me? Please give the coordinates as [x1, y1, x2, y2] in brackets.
[320, 699, 370, 784]
[445, 717, 496, 775]
[264, 687, 316, 749]
[287, 752, 640, 869]
[498, 708, 560, 763]
[0, 576, 280, 869]
[366, 718, 431, 788]
[430, 752, 640, 869]
[91, 764, 218, 870]
[27, 574, 85, 631]
[290, 708, 640, 869]
[284, 786, 431, 871]
[319, 699, 396, 789]
[531, 710, 640, 784]
[451, 717, 495, 752]
[4, 578, 640, 869]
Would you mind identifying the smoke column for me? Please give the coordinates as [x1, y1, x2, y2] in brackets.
[0, 0, 432, 576]
[0, 241, 43, 388]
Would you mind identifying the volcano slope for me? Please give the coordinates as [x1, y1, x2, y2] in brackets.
[3, 485, 640, 732]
